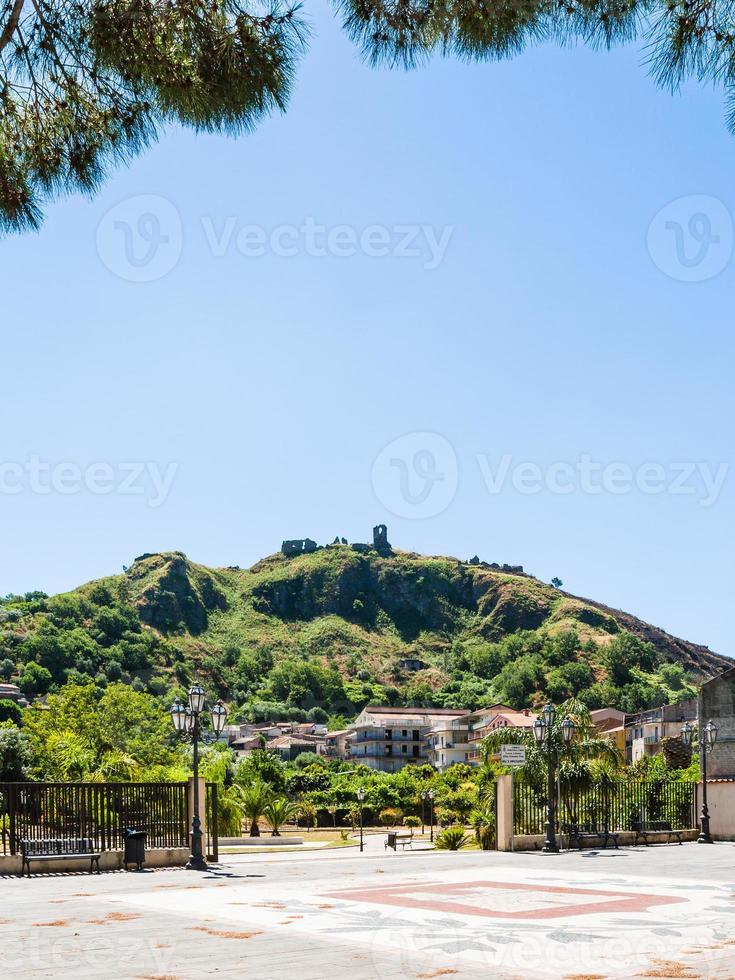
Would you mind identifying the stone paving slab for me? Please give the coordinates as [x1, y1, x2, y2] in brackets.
[1, 842, 734, 979]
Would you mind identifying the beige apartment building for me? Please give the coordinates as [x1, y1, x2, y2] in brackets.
[426, 704, 538, 771]
[349, 706, 467, 772]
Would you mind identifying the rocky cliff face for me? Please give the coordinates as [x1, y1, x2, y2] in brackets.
[237, 547, 727, 676]
[128, 552, 227, 634]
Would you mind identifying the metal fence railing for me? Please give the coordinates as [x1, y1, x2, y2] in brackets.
[0, 782, 189, 855]
[513, 780, 696, 837]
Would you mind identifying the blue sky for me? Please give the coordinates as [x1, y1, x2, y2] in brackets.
[2, 1, 733, 657]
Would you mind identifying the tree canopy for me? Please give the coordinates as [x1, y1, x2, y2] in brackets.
[0, 0, 306, 231]
[22, 681, 182, 779]
[2, 0, 735, 231]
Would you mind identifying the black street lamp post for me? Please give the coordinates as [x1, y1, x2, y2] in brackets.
[170, 685, 228, 871]
[357, 786, 366, 852]
[428, 789, 436, 843]
[420, 790, 427, 835]
[532, 703, 575, 854]
[682, 719, 718, 844]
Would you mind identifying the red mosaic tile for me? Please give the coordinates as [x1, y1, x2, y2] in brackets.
[324, 879, 686, 921]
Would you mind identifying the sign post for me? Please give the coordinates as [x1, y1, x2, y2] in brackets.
[500, 744, 526, 853]
[500, 744, 526, 768]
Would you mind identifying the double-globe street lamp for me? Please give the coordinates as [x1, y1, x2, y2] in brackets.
[170, 685, 228, 871]
[681, 719, 718, 844]
[532, 703, 575, 854]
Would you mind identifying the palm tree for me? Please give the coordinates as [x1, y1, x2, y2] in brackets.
[470, 805, 495, 850]
[263, 798, 300, 837]
[235, 779, 272, 837]
[214, 786, 247, 837]
[434, 827, 473, 850]
[92, 749, 141, 782]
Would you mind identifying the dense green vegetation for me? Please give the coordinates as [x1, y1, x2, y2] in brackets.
[0, 547, 723, 725]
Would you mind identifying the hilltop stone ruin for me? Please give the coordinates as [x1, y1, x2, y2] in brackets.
[281, 524, 393, 558]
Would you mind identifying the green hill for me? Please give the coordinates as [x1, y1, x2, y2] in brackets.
[0, 537, 729, 722]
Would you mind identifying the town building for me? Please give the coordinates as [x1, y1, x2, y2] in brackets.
[426, 705, 538, 771]
[264, 733, 326, 762]
[591, 707, 626, 756]
[322, 729, 354, 759]
[465, 706, 537, 765]
[0, 683, 28, 708]
[699, 667, 735, 779]
[349, 706, 467, 772]
[225, 721, 327, 758]
[625, 699, 697, 764]
[426, 713, 473, 770]
[230, 735, 265, 758]
[397, 658, 428, 672]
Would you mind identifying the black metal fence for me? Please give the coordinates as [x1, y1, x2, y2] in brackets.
[513, 779, 696, 837]
[0, 782, 189, 855]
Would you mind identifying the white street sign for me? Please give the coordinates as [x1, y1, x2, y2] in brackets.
[501, 744, 526, 767]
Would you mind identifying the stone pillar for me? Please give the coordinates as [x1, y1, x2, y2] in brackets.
[496, 774, 514, 851]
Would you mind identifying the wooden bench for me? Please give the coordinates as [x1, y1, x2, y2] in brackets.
[632, 820, 683, 846]
[385, 830, 413, 851]
[564, 823, 620, 850]
[20, 838, 101, 877]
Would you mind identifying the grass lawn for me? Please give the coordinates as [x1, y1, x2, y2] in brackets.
[219, 827, 360, 854]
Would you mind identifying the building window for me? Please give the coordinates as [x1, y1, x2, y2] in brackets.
[402, 730, 408, 737]
[401, 745, 407, 754]
[412, 730, 419, 740]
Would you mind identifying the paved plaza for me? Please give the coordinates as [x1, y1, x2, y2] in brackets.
[2, 840, 735, 979]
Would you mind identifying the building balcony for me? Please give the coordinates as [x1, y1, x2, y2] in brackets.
[352, 732, 421, 743]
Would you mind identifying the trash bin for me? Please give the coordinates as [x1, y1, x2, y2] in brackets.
[123, 828, 147, 871]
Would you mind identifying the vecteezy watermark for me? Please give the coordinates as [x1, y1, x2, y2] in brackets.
[0, 456, 178, 508]
[200, 217, 454, 270]
[476, 454, 729, 508]
[96, 194, 183, 282]
[371, 432, 459, 519]
[371, 435, 729, 517]
[95, 194, 455, 281]
[647, 195, 733, 282]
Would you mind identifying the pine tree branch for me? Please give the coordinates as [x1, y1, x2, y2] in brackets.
[0, 0, 25, 53]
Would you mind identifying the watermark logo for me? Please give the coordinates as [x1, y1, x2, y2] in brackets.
[476, 454, 729, 507]
[201, 217, 453, 269]
[647, 195, 733, 281]
[372, 433, 459, 519]
[96, 197, 454, 279]
[97, 194, 183, 282]
[0, 456, 178, 508]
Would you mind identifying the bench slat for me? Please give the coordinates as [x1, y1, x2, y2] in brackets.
[19, 837, 102, 877]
